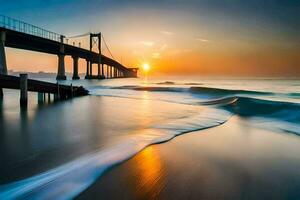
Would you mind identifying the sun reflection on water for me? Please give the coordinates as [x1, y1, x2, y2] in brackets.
[132, 146, 166, 198]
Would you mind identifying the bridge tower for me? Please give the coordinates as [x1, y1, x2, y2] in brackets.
[0, 31, 7, 75]
[56, 35, 67, 80]
[0, 31, 7, 95]
[85, 33, 103, 79]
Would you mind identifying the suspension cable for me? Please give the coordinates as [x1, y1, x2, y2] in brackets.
[65, 32, 117, 61]
[101, 34, 116, 60]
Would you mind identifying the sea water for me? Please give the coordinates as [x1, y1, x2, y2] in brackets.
[0, 77, 300, 199]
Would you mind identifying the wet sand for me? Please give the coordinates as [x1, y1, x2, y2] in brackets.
[78, 116, 300, 200]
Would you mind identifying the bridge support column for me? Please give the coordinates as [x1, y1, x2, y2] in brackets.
[56, 54, 66, 80]
[101, 64, 104, 77]
[0, 31, 7, 96]
[90, 62, 93, 76]
[20, 74, 28, 107]
[106, 65, 109, 78]
[97, 63, 100, 77]
[85, 59, 90, 79]
[72, 56, 80, 80]
[107, 66, 110, 78]
[0, 31, 7, 75]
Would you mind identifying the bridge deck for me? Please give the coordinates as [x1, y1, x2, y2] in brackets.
[0, 27, 132, 74]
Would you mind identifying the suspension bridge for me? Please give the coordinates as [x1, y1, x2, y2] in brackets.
[0, 15, 138, 106]
[0, 15, 138, 80]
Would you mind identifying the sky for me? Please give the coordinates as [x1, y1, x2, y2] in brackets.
[0, 0, 299, 77]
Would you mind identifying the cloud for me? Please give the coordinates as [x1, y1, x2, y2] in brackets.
[152, 52, 161, 59]
[160, 31, 174, 36]
[140, 41, 154, 47]
[197, 38, 210, 42]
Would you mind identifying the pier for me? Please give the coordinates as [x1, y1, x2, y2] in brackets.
[0, 74, 88, 106]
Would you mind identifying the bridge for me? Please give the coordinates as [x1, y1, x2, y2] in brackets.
[0, 15, 138, 81]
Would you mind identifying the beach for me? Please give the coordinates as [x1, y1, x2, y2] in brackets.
[1, 78, 300, 199]
[78, 116, 300, 200]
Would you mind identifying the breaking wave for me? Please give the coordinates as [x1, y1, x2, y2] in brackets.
[92, 85, 300, 134]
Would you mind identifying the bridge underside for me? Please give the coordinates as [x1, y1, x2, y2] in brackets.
[0, 27, 138, 80]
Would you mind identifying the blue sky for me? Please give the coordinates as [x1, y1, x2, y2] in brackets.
[1, 0, 299, 36]
[1, 0, 299, 76]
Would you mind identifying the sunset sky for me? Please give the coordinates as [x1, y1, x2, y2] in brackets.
[1, 0, 299, 77]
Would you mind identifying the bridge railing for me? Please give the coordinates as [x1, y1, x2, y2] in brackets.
[0, 15, 63, 42]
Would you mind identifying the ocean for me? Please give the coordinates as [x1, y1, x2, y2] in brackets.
[0, 77, 300, 199]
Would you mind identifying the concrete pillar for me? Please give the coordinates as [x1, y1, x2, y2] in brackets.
[38, 92, 44, 104]
[20, 74, 28, 107]
[85, 59, 90, 78]
[0, 31, 7, 96]
[90, 62, 93, 76]
[70, 84, 74, 98]
[56, 54, 66, 80]
[107, 66, 110, 78]
[110, 66, 112, 78]
[55, 82, 60, 100]
[106, 65, 109, 78]
[97, 63, 100, 77]
[101, 64, 104, 77]
[56, 42, 66, 80]
[0, 31, 7, 75]
[72, 56, 80, 80]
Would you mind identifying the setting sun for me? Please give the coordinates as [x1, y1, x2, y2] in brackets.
[142, 63, 150, 72]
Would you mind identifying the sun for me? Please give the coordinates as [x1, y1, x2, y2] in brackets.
[142, 63, 150, 72]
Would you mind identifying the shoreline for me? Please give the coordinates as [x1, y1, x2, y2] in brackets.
[78, 116, 300, 199]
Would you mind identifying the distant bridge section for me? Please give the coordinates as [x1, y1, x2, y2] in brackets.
[0, 15, 138, 80]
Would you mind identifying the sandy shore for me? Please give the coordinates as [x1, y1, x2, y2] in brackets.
[78, 116, 300, 200]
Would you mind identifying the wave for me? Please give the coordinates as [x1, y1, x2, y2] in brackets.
[0, 108, 231, 200]
[197, 96, 300, 135]
[189, 86, 274, 96]
[156, 81, 176, 85]
[155, 81, 203, 86]
[91, 85, 300, 132]
[111, 85, 188, 92]
[223, 96, 300, 122]
[111, 85, 275, 95]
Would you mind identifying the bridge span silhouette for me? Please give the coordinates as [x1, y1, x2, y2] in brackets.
[0, 15, 138, 80]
